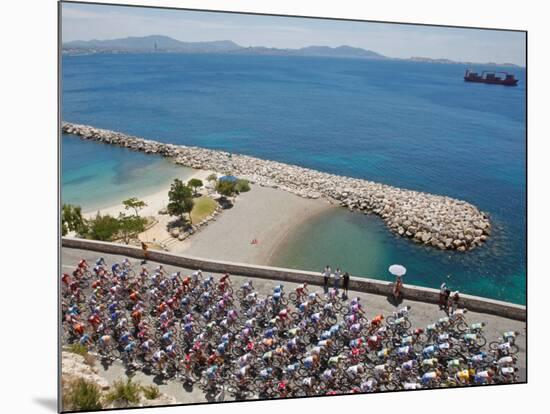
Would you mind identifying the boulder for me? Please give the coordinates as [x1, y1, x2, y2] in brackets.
[421, 232, 432, 243]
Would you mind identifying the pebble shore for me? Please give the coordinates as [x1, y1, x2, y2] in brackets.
[62, 122, 491, 251]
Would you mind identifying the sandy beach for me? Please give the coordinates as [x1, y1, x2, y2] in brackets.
[81, 170, 335, 266]
[174, 184, 335, 265]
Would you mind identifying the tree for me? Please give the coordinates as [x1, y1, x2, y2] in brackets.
[62, 204, 88, 236]
[215, 180, 236, 197]
[88, 213, 120, 241]
[187, 178, 204, 196]
[122, 197, 147, 217]
[167, 179, 195, 223]
[118, 213, 147, 244]
[206, 173, 218, 183]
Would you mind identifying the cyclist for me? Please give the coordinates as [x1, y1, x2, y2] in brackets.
[345, 364, 364, 381]
[421, 370, 441, 387]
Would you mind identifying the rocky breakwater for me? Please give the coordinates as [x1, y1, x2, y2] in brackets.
[62, 122, 491, 251]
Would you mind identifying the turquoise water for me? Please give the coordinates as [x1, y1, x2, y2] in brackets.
[62, 135, 195, 212]
[272, 208, 523, 304]
[61, 53, 526, 303]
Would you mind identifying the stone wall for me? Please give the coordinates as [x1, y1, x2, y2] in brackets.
[62, 122, 492, 251]
[61, 238, 526, 321]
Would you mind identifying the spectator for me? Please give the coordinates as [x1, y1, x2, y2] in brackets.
[451, 291, 461, 313]
[342, 272, 350, 299]
[439, 282, 447, 309]
[141, 241, 149, 264]
[393, 275, 403, 301]
[323, 265, 331, 294]
[334, 267, 342, 293]
[444, 288, 451, 314]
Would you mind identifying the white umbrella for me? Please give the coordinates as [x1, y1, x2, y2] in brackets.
[389, 264, 407, 277]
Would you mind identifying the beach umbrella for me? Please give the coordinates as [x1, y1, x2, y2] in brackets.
[219, 175, 238, 183]
[389, 264, 407, 277]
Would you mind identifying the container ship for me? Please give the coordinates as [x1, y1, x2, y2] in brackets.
[464, 70, 519, 86]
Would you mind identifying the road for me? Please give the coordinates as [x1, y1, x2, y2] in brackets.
[61, 247, 527, 403]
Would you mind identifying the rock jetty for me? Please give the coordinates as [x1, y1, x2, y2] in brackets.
[62, 122, 491, 251]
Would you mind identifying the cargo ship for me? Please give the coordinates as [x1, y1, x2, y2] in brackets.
[464, 70, 519, 86]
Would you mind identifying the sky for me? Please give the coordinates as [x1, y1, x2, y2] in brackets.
[61, 2, 526, 65]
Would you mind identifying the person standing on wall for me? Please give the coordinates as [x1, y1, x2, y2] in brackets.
[141, 241, 149, 264]
[342, 271, 350, 300]
[334, 267, 341, 294]
[323, 265, 331, 294]
[443, 288, 451, 314]
[439, 282, 447, 310]
[451, 291, 461, 313]
[393, 275, 403, 301]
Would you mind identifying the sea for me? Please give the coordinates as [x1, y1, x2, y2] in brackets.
[61, 53, 526, 304]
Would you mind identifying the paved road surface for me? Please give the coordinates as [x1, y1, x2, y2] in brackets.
[61, 247, 527, 403]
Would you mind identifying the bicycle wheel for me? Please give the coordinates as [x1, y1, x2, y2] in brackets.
[456, 321, 468, 333]
[476, 335, 487, 348]
[488, 341, 500, 351]
[386, 315, 396, 325]
[111, 348, 122, 359]
[289, 292, 298, 302]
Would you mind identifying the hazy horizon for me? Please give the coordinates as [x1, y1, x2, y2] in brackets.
[62, 2, 526, 66]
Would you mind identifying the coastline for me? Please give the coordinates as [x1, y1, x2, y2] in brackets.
[62, 122, 492, 252]
[79, 170, 334, 266]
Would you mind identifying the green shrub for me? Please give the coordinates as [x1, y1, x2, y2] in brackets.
[88, 212, 120, 241]
[141, 384, 161, 400]
[68, 343, 95, 367]
[68, 343, 88, 357]
[215, 180, 236, 197]
[63, 378, 103, 411]
[207, 173, 218, 182]
[235, 179, 251, 193]
[105, 378, 141, 405]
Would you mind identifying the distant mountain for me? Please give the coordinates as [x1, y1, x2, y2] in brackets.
[62, 35, 521, 67]
[299, 45, 385, 59]
[63, 35, 242, 54]
[230, 44, 386, 59]
[62, 35, 387, 59]
[407, 56, 522, 68]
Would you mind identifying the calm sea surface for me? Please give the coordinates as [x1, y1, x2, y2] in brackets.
[62, 53, 526, 303]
